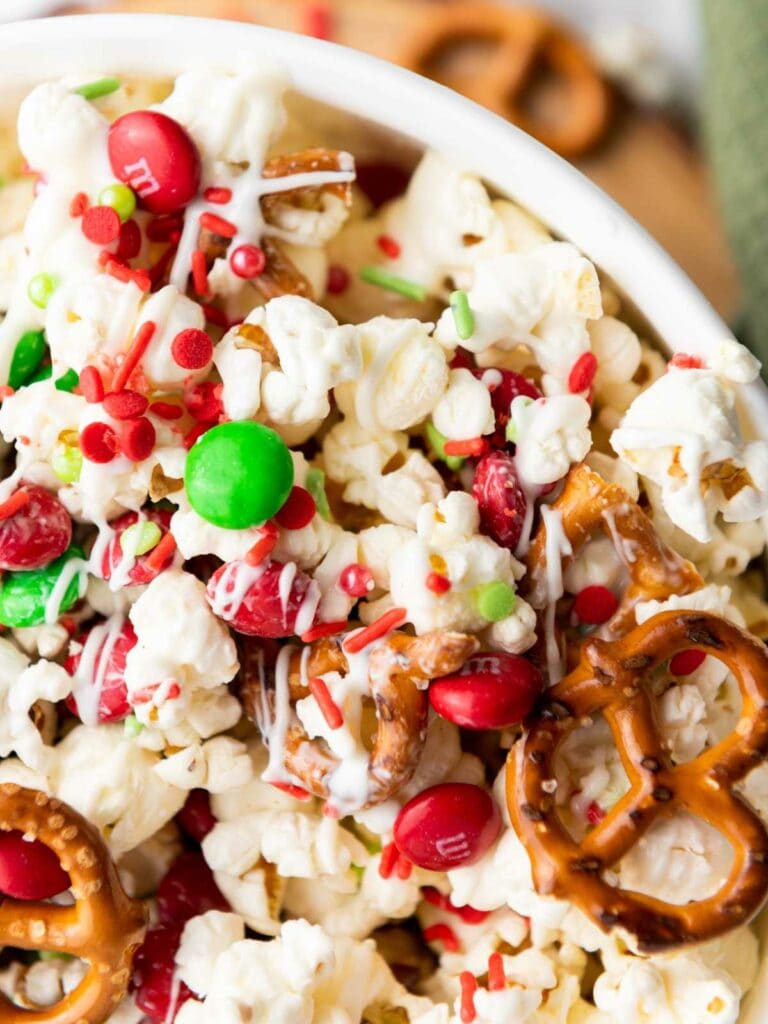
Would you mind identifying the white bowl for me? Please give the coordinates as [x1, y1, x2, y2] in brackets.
[0, 13, 766, 1021]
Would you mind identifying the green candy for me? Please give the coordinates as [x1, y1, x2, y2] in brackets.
[0, 546, 86, 628]
[8, 330, 46, 390]
[185, 421, 294, 530]
[473, 580, 517, 622]
[55, 368, 80, 392]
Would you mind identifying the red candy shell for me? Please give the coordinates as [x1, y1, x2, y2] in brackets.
[393, 783, 501, 871]
[429, 652, 542, 729]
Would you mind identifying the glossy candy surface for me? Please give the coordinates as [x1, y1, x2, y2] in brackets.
[429, 652, 542, 729]
[0, 830, 70, 899]
[0, 545, 85, 627]
[0, 485, 72, 571]
[64, 619, 138, 724]
[393, 782, 501, 871]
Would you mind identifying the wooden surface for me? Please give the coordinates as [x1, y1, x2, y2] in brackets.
[63, 0, 740, 319]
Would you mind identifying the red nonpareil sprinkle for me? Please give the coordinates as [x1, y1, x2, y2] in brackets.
[191, 250, 210, 298]
[203, 187, 233, 204]
[112, 320, 156, 393]
[0, 489, 30, 522]
[69, 192, 89, 218]
[586, 801, 606, 826]
[146, 214, 184, 243]
[426, 571, 451, 594]
[119, 417, 156, 462]
[670, 648, 707, 676]
[395, 854, 413, 880]
[669, 352, 704, 371]
[275, 486, 316, 530]
[81, 421, 118, 463]
[166, 682, 181, 700]
[573, 585, 618, 626]
[229, 244, 266, 280]
[0, 386, 14, 402]
[199, 211, 237, 238]
[443, 437, 489, 458]
[245, 521, 280, 566]
[116, 219, 142, 261]
[422, 924, 461, 952]
[308, 675, 344, 730]
[421, 887, 490, 924]
[338, 563, 374, 598]
[103, 389, 149, 420]
[460, 972, 478, 1023]
[344, 607, 407, 654]
[149, 401, 184, 420]
[79, 365, 105, 404]
[300, 620, 348, 643]
[144, 531, 176, 573]
[82, 205, 122, 245]
[487, 952, 506, 991]
[171, 328, 214, 370]
[379, 842, 399, 879]
[568, 352, 598, 393]
[326, 264, 350, 294]
[270, 781, 312, 802]
[304, 1, 334, 39]
[376, 234, 401, 259]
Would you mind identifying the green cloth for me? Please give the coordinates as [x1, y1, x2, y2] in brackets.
[702, 0, 768, 364]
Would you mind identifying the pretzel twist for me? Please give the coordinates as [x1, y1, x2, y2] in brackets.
[507, 610, 768, 952]
[240, 630, 478, 808]
[400, 5, 610, 157]
[0, 783, 146, 1024]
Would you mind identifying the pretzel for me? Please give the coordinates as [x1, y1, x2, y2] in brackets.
[240, 630, 478, 808]
[0, 783, 146, 1024]
[526, 464, 703, 641]
[507, 610, 768, 952]
[400, 5, 610, 157]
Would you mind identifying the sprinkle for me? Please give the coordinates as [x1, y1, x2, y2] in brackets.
[426, 421, 465, 471]
[443, 437, 489, 458]
[146, 214, 184, 242]
[27, 273, 58, 309]
[670, 649, 707, 676]
[460, 972, 478, 1023]
[275, 486, 316, 530]
[116, 219, 142, 261]
[270, 781, 312, 801]
[103, 389, 149, 420]
[300, 620, 348, 643]
[149, 401, 183, 420]
[573, 585, 618, 626]
[0, 386, 14, 402]
[586, 801, 606, 826]
[121, 520, 162, 557]
[51, 442, 82, 483]
[119, 417, 156, 462]
[55, 369, 79, 393]
[421, 887, 490, 924]
[0, 488, 29, 521]
[185, 381, 223, 423]
[191, 250, 210, 298]
[69, 192, 89, 218]
[171, 328, 214, 370]
[308, 676, 344, 730]
[422, 924, 461, 952]
[473, 580, 516, 622]
[123, 714, 144, 738]
[487, 952, 506, 991]
[339, 563, 375, 598]
[203, 186, 233, 204]
[230, 244, 266, 279]
[326, 264, 350, 294]
[81, 422, 118, 463]
[144, 531, 176, 573]
[82, 205, 122, 245]
[322, 802, 341, 818]
[376, 234, 401, 259]
[199, 211, 237, 238]
[359, 265, 428, 301]
[426, 571, 451, 594]
[98, 183, 136, 223]
[303, 1, 334, 39]
[78, 366, 105, 404]
[245, 521, 280, 566]
[450, 289, 475, 341]
[668, 352, 704, 371]
[183, 423, 209, 449]
[568, 352, 598, 394]
[343, 607, 407, 654]
[74, 77, 121, 101]
[379, 842, 399, 879]
[396, 854, 413, 880]
[112, 320, 156, 393]
[305, 468, 332, 522]
[201, 303, 229, 329]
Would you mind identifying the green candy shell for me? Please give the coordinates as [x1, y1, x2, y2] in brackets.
[0, 546, 86, 628]
[8, 330, 47, 390]
[185, 421, 294, 530]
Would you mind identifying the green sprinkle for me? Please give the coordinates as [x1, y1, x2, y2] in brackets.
[473, 580, 516, 622]
[505, 396, 534, 444]
[55, 368, 80, 393]
[449, 289, 475, 341]
[74, 77, 122, 101]
[27, 273, 59, 310]
[52, 442, 82, 484]
[359, 265, 428, 302]
[121, 520, 162, 557]
[305, 468, 332, 523]
[99, 183, 136, 222]
[426, 421, 465, 472]
[124, 714, 144, 738]
[8, 330, 46, 390]
[39, 951, 75, 962]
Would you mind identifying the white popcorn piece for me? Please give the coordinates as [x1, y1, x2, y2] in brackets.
[176, 911, 246, 997]
[510, 394, 592, 487]
[135, 286, 209, 389]
[213, 331, 262, 422]
[588, 315, 642, 401]
[431, 367, 495, 441]
[0, 643, 70, 773]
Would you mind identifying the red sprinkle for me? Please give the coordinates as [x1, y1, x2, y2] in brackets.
[669, 352, 704, 371]
[103, 389, 149, 420]
[422, 924, 461, 952]
[149, 401, 183, 420]
[421, 887, 490, 924]
[487, 952, 506, 991]
[670, 648, 707, 676]
[586, 801, 606, 826]
[191, 250, 210, 298]
[119, 417, 156, 461]
[443, 437, 489, 458]
[275, 486, 316, 530]
[82, 205, 122, 245]
[376, 234, 401, 259]
[146, 214, 184, 242]
[199, 211, 237, 238]
[0, 386, 14, 402]
[229, 244, 266, 280]
[300, 620, 349, 643]
[568, 352, 598, 394]
[326, 264, 350, 294]
[171, 328, 214, 371]
[308, 676, 344, 730]
[112, 320, 156, 393]
[69, 191, 89, 218]
[396, 854, 413, 880]
[304, 1, 334, 39]
[270, 781, 312, 801]
[379, 842, 399, 879]
[245, 521, 280, 566]
[426, 571, 451, 594]
[573, 585, 618, 626]
[81, 421, 118, 463]
[344, 607, 407, 654]
[131, 267, 152, 293]
[79, 365, 105, 404]
[460, 972, 478, 1023]
[0, 489, 30, 522]
[116, 219, 142, 261]
[338, 563, 374, 598]
[144, 531, 177, 573]
[203, 187, 233, 204]
[185, 381, 223, 423]
[183, 423, 210, 449]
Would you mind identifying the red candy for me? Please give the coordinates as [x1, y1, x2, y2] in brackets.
[108, 111, 201, 215]
[274, 486, 316, 530]
[394, 783, 501, 871]
[573, 585, 619, 626]
[471, 368, 541, 447]
[326, 264, 349, 294]
[79, 365, 105, 404]
[0, 830, 70, 899]
[156, 850, 229, 925]
[185, 381, 223, 423]
[64, 619, 137, 724]
[229, 244, 266, 279]
[103, 389, 149, 420]
[101, 508, 174, 586]
[132, 922, 193, 1023]
[471, 450, 528, 550]
[206, 560, 317, 638]
[670, 648, 707, 676]
[669, 352, 704, 371]
[119, 416, 156, 461]
[176, 789, 217, 843]
[338, 563, 374, 598]
[0, 484, 71, 571]
[81, 204, 122, 245]
[116, 218, 142, 260]
[429, 652, 542, 729]
[171, 328, 213, 370]
[81, 421, 118, 463]
[568, 352, 598, 394]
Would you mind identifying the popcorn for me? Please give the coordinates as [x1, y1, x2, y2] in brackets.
[213, 330, 262, 422]
[431, 368, 495, 441]
[176, 911, 246, 997]
[135, 286, 209, 389]
[0, 641, 70, 772]
[509, 394, 592, 487]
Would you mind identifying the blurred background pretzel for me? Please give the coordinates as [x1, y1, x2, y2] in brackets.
[0, 783, 146, 1024]
[508, 610, 768, 952]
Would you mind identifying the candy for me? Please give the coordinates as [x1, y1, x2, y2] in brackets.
[245, 521, 280, 566]
[471, 450, 528, 550]
[101, 509, 174, 586]
[203, 186, 232, 204]
[567, 351, 598, 394]
[343, 607, 407, 654]
[376, 234, 401, 259]
[132, 922, 193, 1024]
[81, 421, 118, 463]
[112, 320, 156, 393]
[171, 328, 213, 370]
[156, 850, 229, 925]
[473, 580, 516, 621]
[199, 211, 237, 238]
[108, 111, 201, 215]
[185, 421, 294, 530]
[64, 619, 137, 723]
[51, 441, 83, 483]
[103, 389, 149, 420]
[79, 365, 105, 404]
[229, 244, 266, 279]
[359, 265, 428, 301]
[425, 571, 451, 594]
[81, 205, 121, 245]
[274, 486, 316, 530]
[0, 484, 72, 571]
[0, 545, 85, 628]
[429, 652, 542, 729]
[98, 183, 137, 222]
[206, 560, 316, 637]
[393, 782, 501, 871]
[573, 584, 618, 626]
[460, 972, 477, 1023]
[450, 289, 475, 341]
[8, 330, 46, 390]
[426, 421, 464, 472]
[27, 272, 58, 309]
[191, 249, 209, 297]
[670, 648, 707, 676]
[74, 77, 121, 101]
[116, 218, 142, 260]
[471, 367, 541, 448]
[0, 830, 70, 899]
[119, 416, 156, 461]
[338, 563, 374, 597]
[443, 437, 488, 458]
[326, 264, 350, 294]
[54, 368, 79, 392]
[176, 789, 217, 844]
[308, 675, 344, 729]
